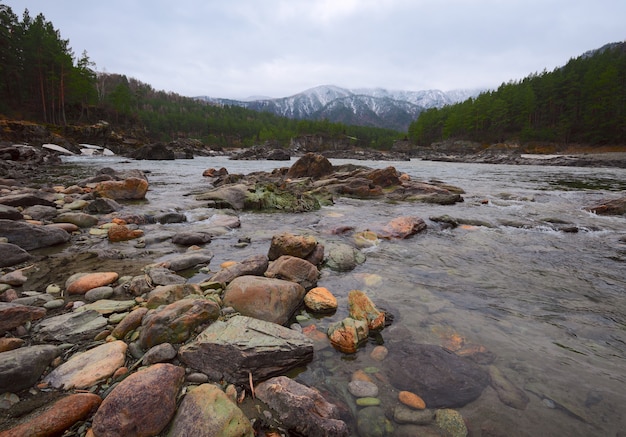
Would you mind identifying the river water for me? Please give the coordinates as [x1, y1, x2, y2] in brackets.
[61, 155, 626, 436]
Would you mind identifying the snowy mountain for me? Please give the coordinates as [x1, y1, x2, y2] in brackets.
[196, 85, 483, 131]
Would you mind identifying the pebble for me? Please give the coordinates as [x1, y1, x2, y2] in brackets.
[435, 409, 468, 437]
[187, 372, 209, 384]
[356, 397, 381, 407]
[348, 380, 379, 398]
[351, 369, 374, 383]
[0, 392, 19, 409]
[66, 272, 119, 295]
[398, 390, 426, 410]
[43, 299, 66, 310]
[370, 345, 388, 361]
[45, 284, 62, 296]
[85, 286, 114, 302]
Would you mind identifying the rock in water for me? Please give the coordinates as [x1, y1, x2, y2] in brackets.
[387, 343, 489, 408]
[488, 365, 530, 410]
[166, 383, 254, 437]
[255, 376, 349, 437]
[178, 315, 313, 386]
[91, 363, 184, 437]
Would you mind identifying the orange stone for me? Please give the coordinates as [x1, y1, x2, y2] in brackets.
[398, 390, 426, 410]
[370, 345, 388, 361]
[304, 287, 338, 312]
[220, 260, 238, 269]
[351, 369, 374, 383]
[46, 222, 80, 232]
[107, 224, 144, 242]
[0, 393, 101, 437]
[66, 272, 119, 295]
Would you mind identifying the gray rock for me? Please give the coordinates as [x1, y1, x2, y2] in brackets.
[0, 204, 23, 220]
[178, 315, 314, 385]
[0, 242, 32, 267]
[0, 193, 56, 208]
[0, 219, 70, 250]
[348, 380, 379, 398]
[324, 242, 366, 272]
[22, 205, 58, 221]
[387, 343, 489, 408]
[84, 197, 121, 214]
[53, 212, 99, 228]
[146, 267, 186, 286]
[143, 343, 177, 365]
[196, 183, 249, 210]
[0, 345, 60, 392]
[33, 309, 108, 342]
[255, 376, 349, 437]
[156, 212, 187, 224]
[160, 249, 213, 271]
[84, 286, 114, 302]
[171, 231, 212, 246]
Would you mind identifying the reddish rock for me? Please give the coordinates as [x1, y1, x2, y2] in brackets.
[267, 232, 319, 260]
[91, 363, 185, 437]
[285, 153, 334, 180]
[107, 224, 144, 242]
[145, 283, 202, 309]
[94, 177, 149, 200]
[0, 269, 29, 286]
[366, 166, 401, 187]
[66, 272, 119, 295]
[110, 307, 148, 339]
[0, 393, 102, 437]
[139, 298, 220, 349]
[222, 275, 306, 325]
[265, 255, 319, 290]
[0, 337, 24, 353]
[378, 215, 427, 239]
[399, 390, 427, 410]
[0, 302, 46, 335]
[46, 222, 80, 232]
[348, 289, 385, 331]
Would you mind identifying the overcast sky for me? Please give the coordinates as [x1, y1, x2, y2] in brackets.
[5, 0, 625, 99]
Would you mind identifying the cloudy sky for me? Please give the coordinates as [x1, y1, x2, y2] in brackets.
[6, 0, 625, 99]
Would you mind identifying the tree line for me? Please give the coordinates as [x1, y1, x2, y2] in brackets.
[408, 42, 626, 148]
[0, 4, 402, 149]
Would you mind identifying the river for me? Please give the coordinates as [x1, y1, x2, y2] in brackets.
[61, 155, 626, 436]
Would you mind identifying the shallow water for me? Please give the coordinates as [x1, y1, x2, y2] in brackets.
[62, 155, 626, 436]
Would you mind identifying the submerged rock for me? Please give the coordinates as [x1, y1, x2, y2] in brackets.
[387, 343, 489, 408]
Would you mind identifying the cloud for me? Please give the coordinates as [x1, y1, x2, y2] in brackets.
[4, 0, 625, 99]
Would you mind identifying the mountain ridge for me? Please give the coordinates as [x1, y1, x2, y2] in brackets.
[196, 85, 483, 131]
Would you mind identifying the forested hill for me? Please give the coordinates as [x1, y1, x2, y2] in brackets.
[0, 5, 401, 149]
[408, 42, 626, 148]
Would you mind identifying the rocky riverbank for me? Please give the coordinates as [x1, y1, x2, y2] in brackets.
[2, 145, 625, 436]
[0, 151, 500, 437]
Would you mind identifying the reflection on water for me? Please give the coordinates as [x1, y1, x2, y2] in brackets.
[62, 156, 626, 436]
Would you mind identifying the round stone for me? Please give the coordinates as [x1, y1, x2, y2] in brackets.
[348, 380, 379, 398]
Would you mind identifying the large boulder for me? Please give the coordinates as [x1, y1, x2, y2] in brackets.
[139, 298, 221, 349]
[91, 363, 185, 437]
[222, 275, 306, 325]
[178, 315, 314, 385]
[386, 343, 490, 408]
[0, 219, 70, 250]
[585, 196, 626, 215]
[166, 383, 254, 437]
[255, 376, 349, 437]
[130, 142, 176, 160]
[286, 153, 334, 179]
